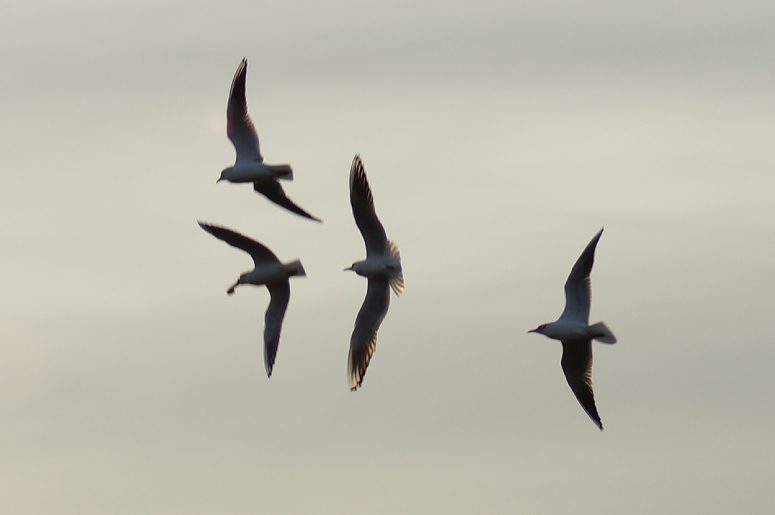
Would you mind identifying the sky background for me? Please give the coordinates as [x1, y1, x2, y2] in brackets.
[1, 0, 774, 513]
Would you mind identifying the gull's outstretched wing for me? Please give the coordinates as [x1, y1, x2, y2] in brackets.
[264, 280, 291, 378]
[227, 58, 262, 163]
[561, 340, 603, 430]
[254, 181, 322, 222]
[348, 277, 390, 391]
[560, 228, 603, 324]
[198, 222, 279, 267]
[349, 155, 387, 257]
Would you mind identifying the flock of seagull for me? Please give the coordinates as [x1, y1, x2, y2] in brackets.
[200, 58, 616, 430]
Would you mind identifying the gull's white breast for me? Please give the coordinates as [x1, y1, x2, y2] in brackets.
[242, 263, 288, 285]
[222, 162, 274, 183]
[352, 256, 401, 278]
[542, 320, 593, 341]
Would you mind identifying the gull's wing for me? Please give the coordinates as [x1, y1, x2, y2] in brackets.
[561, 340, 603, 430]
[559, 228, 603, 324]
[198, 222, 279, 267]
[264, 280, 290, 378]
[254, 181, 322, 222]
[349, 155, 387, 257]
[348, 277, 390, 391]
[227, 58, 263, 163]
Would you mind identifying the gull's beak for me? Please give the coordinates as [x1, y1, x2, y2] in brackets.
[344, 266, 353, 272]
[527, 328, 537, 333]
[216, 177, 223, 184]
[227, 280, 239, 295]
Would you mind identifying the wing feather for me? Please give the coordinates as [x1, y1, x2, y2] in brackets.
[198, 222, 280, 267]
[349, 155, 387, 257]
[254, 181, 321, 222]
[348, 278, 390, 390]
[264, 281, 290, 377]
[560, 340, 603, 430]
[227, 58, 262, 163]
[560, 228, 603, 324]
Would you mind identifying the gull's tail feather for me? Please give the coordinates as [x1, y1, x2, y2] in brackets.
[283, 259, 306, 277]
[387, 240, 404, 296]
[590, 322, 616, 344]
[267, 164, 293, 180]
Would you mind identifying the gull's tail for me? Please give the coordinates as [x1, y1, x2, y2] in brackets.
[283, 259, 306, 277]
[589, 322, 617, 344]
[267, 164, 293, 181]
[387, 240, 404, 296]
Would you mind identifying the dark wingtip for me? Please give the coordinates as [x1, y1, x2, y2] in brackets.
[349, 371, 363, 392]
[300, 211, 323, 223]
[253, 181, 322, 222]
[297, 211, 323, 223]
[198, 221, 217, 237]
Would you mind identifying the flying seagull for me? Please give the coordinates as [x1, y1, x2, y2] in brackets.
[528, 228, 616, 430]
[216, 58, 321, 222]
[345, 155, 404, 391]
[199, 221, 306, 377]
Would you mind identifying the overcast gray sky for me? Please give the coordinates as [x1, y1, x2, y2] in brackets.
[1, 1, 773, 513]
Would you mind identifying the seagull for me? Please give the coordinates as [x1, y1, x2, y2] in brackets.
[199, 221, 306, 377]
[528, 228, 616, 430]
[345, 155, 404, 391]
[216, 58, 321, 222]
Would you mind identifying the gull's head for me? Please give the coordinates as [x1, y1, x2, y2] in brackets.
[227, 275, 244, 295]
[217, 167, 233, 183]
[528, 323, 548, 335]
[345, 261, 369, 275]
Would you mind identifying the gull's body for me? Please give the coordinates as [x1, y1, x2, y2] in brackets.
[217, 59, 321, 222]
[199, 222, 306, 377]
[529, 228, 616, 430]
[345, 155, 403, 391]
